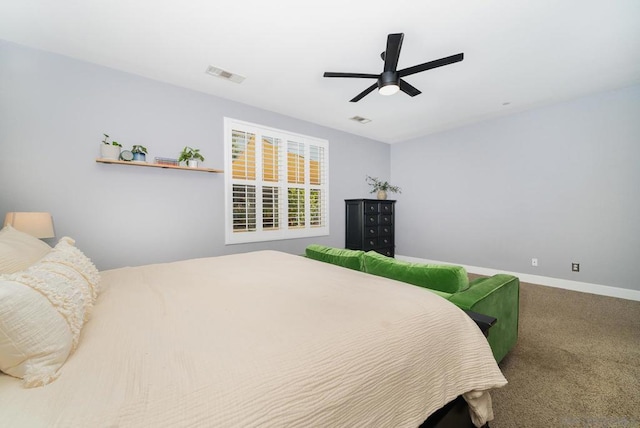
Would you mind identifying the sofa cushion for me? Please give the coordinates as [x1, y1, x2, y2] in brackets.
[363, 251, 469, 293]
[305, 245, 365, 271]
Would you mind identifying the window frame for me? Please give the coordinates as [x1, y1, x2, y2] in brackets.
[224, 118, 329, 245]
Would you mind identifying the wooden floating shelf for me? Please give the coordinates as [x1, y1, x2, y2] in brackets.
[96, 158, 223, 173]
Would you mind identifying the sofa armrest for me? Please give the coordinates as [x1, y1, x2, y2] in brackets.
[448, 274, 519, 363]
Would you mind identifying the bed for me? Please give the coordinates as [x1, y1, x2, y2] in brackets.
[0, 230, 506, 427]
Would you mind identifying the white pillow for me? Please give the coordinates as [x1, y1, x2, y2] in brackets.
[0, 237, 100, 387]
[40, 237, 101, 307]
[0, 225, 51, 274]
[0, 279, 73, 387]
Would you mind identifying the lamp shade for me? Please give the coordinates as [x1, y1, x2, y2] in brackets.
[4, 212, 55, 238]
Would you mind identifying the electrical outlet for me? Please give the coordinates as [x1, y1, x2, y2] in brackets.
[572, 263, 580, 272]
[531, 258, 538, 267]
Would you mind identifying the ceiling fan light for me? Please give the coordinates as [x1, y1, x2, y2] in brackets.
[378, 70, 400, 96]
[379, 84, 399, 96]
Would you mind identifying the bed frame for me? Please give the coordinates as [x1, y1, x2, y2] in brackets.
[420, 310, 497, 428]
[421, 395, 482, 428]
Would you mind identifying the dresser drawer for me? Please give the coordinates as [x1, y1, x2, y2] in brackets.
[365, 226, 378, 238]
[366, 226, 392, 238]
[379, 202, 394, 214]
[378, 236, 393, 247]
[376, 247, 395, 257]
[363, 237, 393, 250]
[366, 201, 394, 214]
[363, 238, 378, 250]
[378, 225, 392, 236]
[364, 215, 378, 226]
[365, 214, 393, 226]
[364, 201, 379, 214]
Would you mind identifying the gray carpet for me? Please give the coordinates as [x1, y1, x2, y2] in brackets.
[489, 281, 640, 428]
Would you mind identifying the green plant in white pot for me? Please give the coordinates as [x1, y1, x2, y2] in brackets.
[178, 146, 205, 168]
[131, 145, 148, 162]
[100, 134, 122, 160]
[366, 175, 401, 200]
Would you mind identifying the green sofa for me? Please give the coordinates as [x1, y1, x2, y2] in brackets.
[305, 244, 519, 363]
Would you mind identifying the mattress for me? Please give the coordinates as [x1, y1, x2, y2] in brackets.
[0, 250, 506, 427]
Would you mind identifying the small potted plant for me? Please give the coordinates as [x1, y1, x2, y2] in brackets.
[366, 175, 401, 200]
[100, 134, 122, 160]
[178, 146, 205, 168]
[131, 145, 148, 162]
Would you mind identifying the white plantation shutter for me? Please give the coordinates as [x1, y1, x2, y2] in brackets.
[261, 134, 284, 231]
[224, 118, 329, 244]
[231, 129, 257, 233]
[309, 144, 327, 228]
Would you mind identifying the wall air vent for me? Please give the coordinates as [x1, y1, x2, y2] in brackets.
[205, 66, 245, 84]
[349, 116, 372, 124]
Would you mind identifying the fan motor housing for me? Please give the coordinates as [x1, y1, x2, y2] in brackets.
[378, 71, 399, 89]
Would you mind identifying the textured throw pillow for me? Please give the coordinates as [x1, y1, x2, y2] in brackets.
[305, 244, 365, 271]
[0, 237, 100, 387]
[0, 279, 73, 387]
[363, 251, 469, 294]
[0, 225, 51, 274]
[40, 237, 101, 308]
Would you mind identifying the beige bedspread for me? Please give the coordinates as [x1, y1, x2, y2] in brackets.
[0, 250, 506, 427]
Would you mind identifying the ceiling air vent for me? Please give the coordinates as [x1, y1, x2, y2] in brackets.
[350, 116, 372, 124]
[205, 66, 245, 84]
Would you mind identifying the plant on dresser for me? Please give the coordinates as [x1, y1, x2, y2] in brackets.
[365, 175, 401, 200]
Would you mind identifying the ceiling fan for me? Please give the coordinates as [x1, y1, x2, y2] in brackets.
[323, 33, 464, 102]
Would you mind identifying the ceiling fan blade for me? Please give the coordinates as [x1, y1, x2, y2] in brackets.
[383, 33, 404, 72]
[398, 53, 464, 77]
[324, 72, 379, 79]
[350, 83, 378, 102]
[399, 79, 421, 97]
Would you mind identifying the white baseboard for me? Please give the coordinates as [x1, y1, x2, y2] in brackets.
[396, 254, 640, 302]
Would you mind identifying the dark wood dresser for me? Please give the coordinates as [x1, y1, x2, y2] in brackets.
[345, 199, 396, 257]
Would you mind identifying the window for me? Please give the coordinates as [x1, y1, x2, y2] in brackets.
[224, 118, 329, 244]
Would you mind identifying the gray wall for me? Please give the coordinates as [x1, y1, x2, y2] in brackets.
[391, 85, 640, 291]
[0, 40, 389, 270]
[3, 40, 638, 292]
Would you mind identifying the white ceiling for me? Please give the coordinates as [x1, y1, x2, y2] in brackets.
[1, 0, 639, 144]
